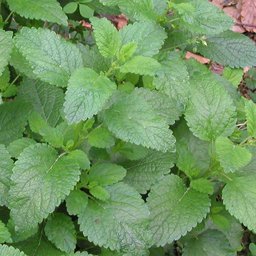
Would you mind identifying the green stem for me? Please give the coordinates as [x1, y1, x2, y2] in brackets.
[10, 74, 21, 86]
[4, 11, 14, 23]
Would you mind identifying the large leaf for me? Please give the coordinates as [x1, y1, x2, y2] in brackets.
[6, 0, 68, 26]
[78, 183, 149, 252]
[64, 68, 116, 124]
[103, 88, 176, 152]
[198, 31, 256, 68]
[123, 151, 175, 194]
[222, 175, 256, 233]
[147, 174, 210, 246]
[0, 245, 27, 256]
[0, 30, 13, 76]
[18, 79, 64, 127]
[9, 144, 81, 231]
[120, 22, 167, 57]
[15, 27, 83, 87]
[185, 74, 237, 141]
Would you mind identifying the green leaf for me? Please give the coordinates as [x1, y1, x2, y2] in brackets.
[245, 100, 256, 138]
[78, 182, 149, 251]
[123, 150, 175, 194]
[222, 175, 256, 233]
[223, 68, 243, 87]
[190, 178, 214, 195]
[88, 126, 115, 148]
[0, 245, 27, 256]
[6, 0, 68, 26]
[215, 137, 252, 173]
[64, 68, 116, 124]
[0, 220, 12, 243]
[198, 31, 256, 68]
[9, 144, 81, 231]
[89, 185, 110, 201]
[7, 138, 36, 158]
[18, 79, 64, 127]
[45, 213, 76, 253]
[15, 27, 83, 87]
[183, 229, 235, 256]
[68, 150, 90, 170]
[120, 22, 167, 57]
[118, 142, 149, 161]
[64, 2, 78, 14]
[79, 4, 94, 18]
[0, 144, 14, 206]
[103, 88, 176, 152]
[88, 163, 126, 186]
[66, 189, 88, 216]
[0, 101, 30, 145]
[147, 174, 210, 246]
[119, 56, 161, 76]
[0, 30, 13, 77]
[90, 17, 120, 58]
[185, 74, 237, 141]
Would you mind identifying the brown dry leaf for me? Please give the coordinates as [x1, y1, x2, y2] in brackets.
[211, 0, 225, 8]
[80, 20, 92, 30]
[100, 14, 128, 30]
[223, 6, 246, 32]
[185, 51, 210, 64]
[241, 0, 256, 32]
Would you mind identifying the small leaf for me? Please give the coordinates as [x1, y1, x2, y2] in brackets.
[245, 100, 256, 138]
[88, 126, 115, 148]
[66, 189, 88, 216]
[190, 178, 214, 195]
[89, 185, 110, 201]
[79, 4, 94, 18]
[0, 220, 12, 243]
[0, 244, 27, 256]
[64, 2, 78, 14]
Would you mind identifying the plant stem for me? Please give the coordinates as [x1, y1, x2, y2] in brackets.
[4, 11, 14, 23]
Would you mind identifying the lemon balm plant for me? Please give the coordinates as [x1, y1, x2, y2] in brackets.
[0, 0, 256, 255]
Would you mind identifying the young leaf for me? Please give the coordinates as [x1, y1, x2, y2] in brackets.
[190, 178, 214, 195]
[215, 137, 252, 173]
[245, 100, 256, 138]
[222, 175, 256, 233]
[147, 174, 210, 246]
[6, 0, 68, 26]
[0, 30, 13, 77]
[78, 182, 149, 251]
[103, 88, 176, 152]
[89, 185, 110, 201]
[66, 190, 88, 216]
[64, 2, 78, 14]
[0, 245, 27, 256]
[88, 126, 115, 148]
[120, 22, 167, 57]
[15, 27, 83, 87]
[123, 151, 175, 194]
[0, 220, 12, 243]
[9, 144, 81, 231]
[64, 68, 116, 124]
[90, 17, 120, 58]
[79, 4, 94, 18]
[45, 213, 76, 253]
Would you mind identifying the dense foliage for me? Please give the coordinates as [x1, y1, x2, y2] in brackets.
[0, 0, 256, 255]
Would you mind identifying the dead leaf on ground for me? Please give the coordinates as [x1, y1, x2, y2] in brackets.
[241, 0, 256, 32]
[185, 51, 210, 64]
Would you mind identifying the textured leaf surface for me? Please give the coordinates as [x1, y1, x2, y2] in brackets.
[198, 31, 256, 68]
[0, 220, 12, 243]
[183, 230, 235, 256]
[0, 145, 14, 206]
[0, 30, 13, 76]
[123, 151, 175, 194]
[15, 27, 83, 87]
[64, 68, 116, 124]
[0, 101, 30, 145]
[7, 138, 36, 158]
[78, 182, 149, 251]
[88, 126, 115, 148]
[245, 100, 256, 138]
[6, 0, 68, 25]
[0, 245, 26, 256]
[9, 144, 81, 231]
[185, 75, 236, 141]
[18, 79, 64, 127]
[45, 213, 76, 253]
[66, 190, 88, 216]
[223, 175, 256, 233]
[216, 137, 252, 173]
[147, 174, 210, 246]
[103, 88, 176, 152]
[120, 22, 167, 57]
[90, 17, 120, 58]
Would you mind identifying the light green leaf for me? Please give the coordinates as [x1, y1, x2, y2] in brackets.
[0, 101, 30, 145]
[78, 182, 149, 251]
[79, 4, 94, 18]
[45, 213, 76, 253]
[223, 68, 243, 87]
[88, 126, 115, 148]
[68, 150, 90, 170]
[15, 27, 83, 87]
[9, 144, 81, 231]
[64, 2, 78, 14]
[0, 244, 27, 256]
[147, 174, 210, 246]
[183, 229, 235, 256]
[245, 100, 256, 138]
[7, 138, 36, 158]
[0, 30, 13, 76]
[190, 178, 214, 195]
[6, 0, 68, 26]
[18, 79, 64, 127]
[103, 88, 176, 152]
[222, 175, 256, 233]
[90, 17, 120, 58]
[118, 142, 149, 161]
[119, 56, 161, 76]
[216, 137, 252, 173]
[64, 68, 116, 124]
[89, 185, 110, 201]
[0, 220, 12, 243]
[123, 150, 175, 194]
[120, 22, 167, 57]
[66, 189, 88, 216]
[198, 31, 256, 68]
[185, 74, 237, 141]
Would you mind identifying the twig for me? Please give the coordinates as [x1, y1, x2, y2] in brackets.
[235, 22, 256, 29]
